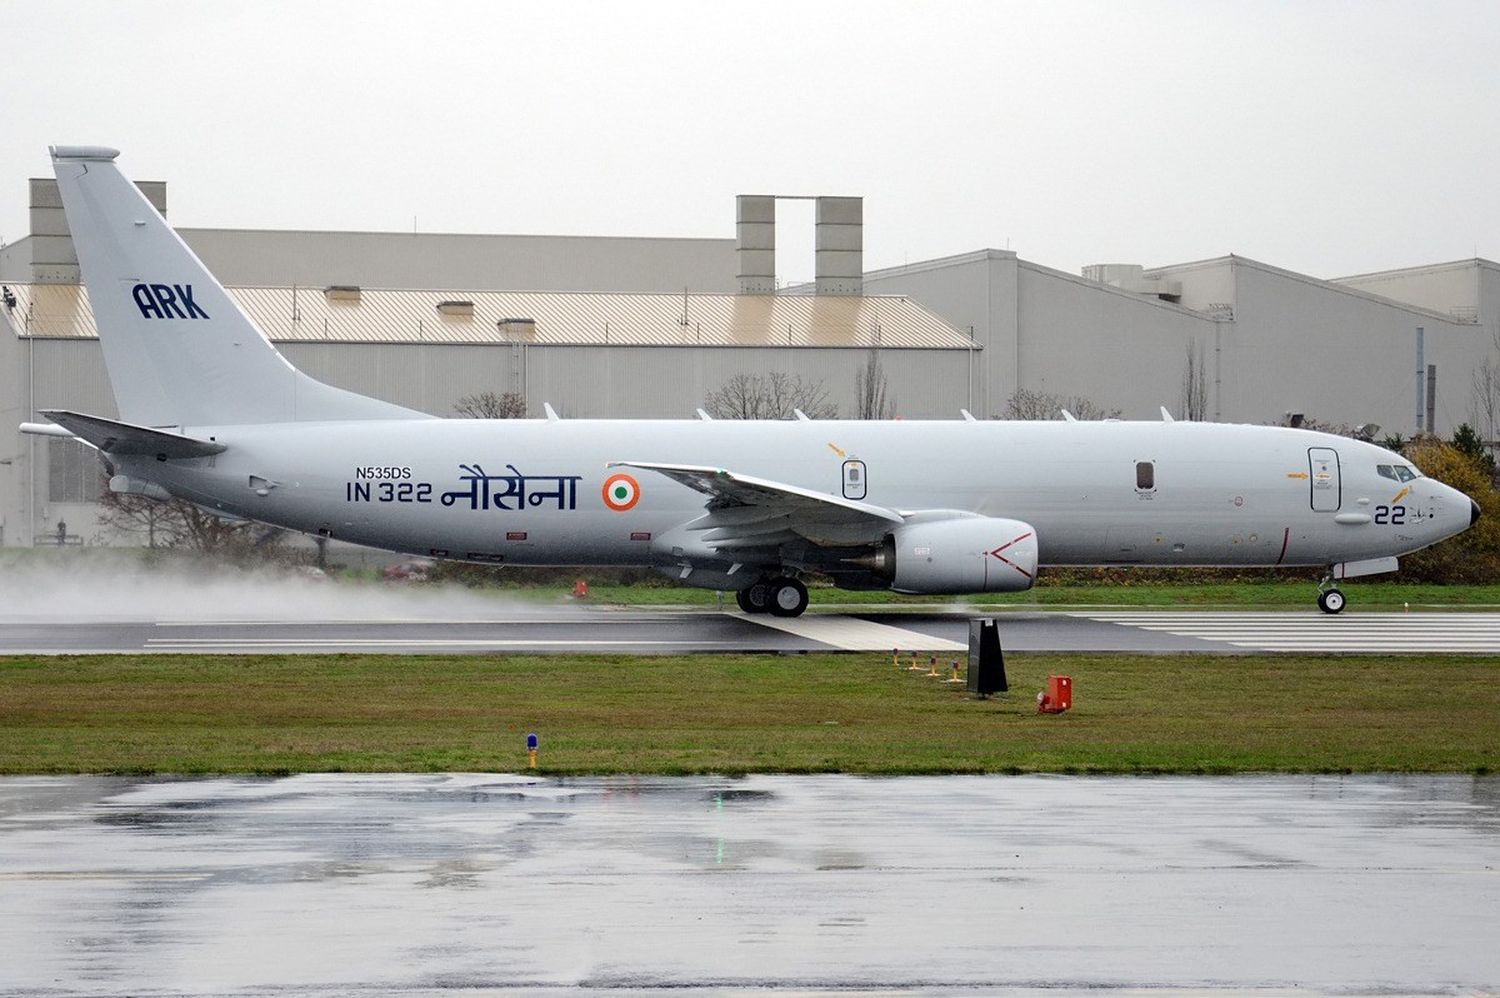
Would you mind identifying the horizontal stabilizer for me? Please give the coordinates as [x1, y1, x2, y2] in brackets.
[38, 409, 227, 458]
[18, 421, 75, 438]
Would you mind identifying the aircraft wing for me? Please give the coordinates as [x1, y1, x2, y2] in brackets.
[609, 461, 901, 552]
[37, 409, 227, 458]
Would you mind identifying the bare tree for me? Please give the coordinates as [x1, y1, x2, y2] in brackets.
[1298, 416, 1358, 436]
[1181, 340, 1209, 421]
[1469, 324, 1500, 459]
[1278, 414, 1365, 438]
[1000, 388, 1121, 421]
[853, 351, 894, 419]
[704, 372, 837, 420]
[453, 391, 528, 419]
[97, 479, 286, 558]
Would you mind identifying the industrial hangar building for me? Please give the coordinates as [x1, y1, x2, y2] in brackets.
[1, 176, 1495, 549]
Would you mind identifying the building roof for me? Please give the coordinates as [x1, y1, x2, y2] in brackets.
[1331, 257, 1500, 284]
[0, 282, 976, 350]
[1145, 254, 1480, 326]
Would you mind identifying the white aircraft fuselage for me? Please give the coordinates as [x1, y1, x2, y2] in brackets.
[115, 416, 1468, 573]
[33, 144, 1480, 617]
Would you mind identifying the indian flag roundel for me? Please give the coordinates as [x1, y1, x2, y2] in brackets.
[602, 473, 641, 512]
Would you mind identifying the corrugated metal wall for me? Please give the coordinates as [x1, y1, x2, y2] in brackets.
[14, 338, 969, 423]
[182, 229, 740, 293]
[280, 342, 971, 419]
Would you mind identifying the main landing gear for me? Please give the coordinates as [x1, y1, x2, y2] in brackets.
[734, 575, 809, 618]
[1316, 571, 1346, 615]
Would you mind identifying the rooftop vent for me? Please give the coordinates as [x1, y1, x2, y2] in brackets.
[736, 194, 863, 296]
[324, 285, 361, 302]
[437, 300, 474, 317]
[497, 317, 536, 338]
[1082, 264, 1182, 302]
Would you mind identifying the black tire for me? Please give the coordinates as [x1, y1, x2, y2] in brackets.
[767, 577, 809, 618]
[736, 582, 771, 614]
[1319, 588, 1346, 615]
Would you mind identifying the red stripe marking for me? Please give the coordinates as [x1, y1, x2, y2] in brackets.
[997, 559, 1034, 581]
[988, 531, 1036, 580]
[990, 531, 1034, 554]
[1275, 527, 1290, 565]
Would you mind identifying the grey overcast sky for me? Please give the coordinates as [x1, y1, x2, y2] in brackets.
[2, 0, 1498, 284]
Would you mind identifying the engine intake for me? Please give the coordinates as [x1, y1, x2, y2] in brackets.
[871, 517, 1039, 594]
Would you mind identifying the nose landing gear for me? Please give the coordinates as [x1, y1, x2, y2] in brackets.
[1317, 571, 1346, 614]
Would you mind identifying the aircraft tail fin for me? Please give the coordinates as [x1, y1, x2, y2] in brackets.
[49, 146, 429, 427]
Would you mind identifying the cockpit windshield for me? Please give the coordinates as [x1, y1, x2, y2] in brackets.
[1377, 464, 1420, 482]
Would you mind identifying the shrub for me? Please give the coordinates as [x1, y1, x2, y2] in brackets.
[1397, 439, 1500, 583]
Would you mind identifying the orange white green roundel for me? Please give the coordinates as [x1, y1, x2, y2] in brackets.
[601, 473, 641, 512]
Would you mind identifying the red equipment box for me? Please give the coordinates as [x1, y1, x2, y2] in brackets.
[1037, 675, 1072, 713]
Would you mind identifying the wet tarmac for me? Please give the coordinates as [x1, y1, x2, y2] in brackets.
[2, 773, 1497, 995]
[4, 605, 1500, 656]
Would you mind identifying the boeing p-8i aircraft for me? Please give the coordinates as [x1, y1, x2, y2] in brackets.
[24, 146, 1479, 617]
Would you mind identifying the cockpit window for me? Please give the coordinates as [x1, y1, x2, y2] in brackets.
[1378, 464, 1420, 482]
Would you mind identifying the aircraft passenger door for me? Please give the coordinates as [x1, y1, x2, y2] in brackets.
[1308, 448, 1341, 511]
[842, 460, 867, 500]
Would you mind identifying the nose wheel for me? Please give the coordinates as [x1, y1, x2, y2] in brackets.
[1316, 575, 1346, 615]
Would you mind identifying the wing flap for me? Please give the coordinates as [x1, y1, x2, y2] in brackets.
[610, 461, 902, 525]
[38, 409, 227, 458]
[612, 460, 902, 559]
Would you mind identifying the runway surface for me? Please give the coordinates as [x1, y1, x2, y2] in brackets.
[3, 602, 1499, 655]
[2, 773, 1496, 995]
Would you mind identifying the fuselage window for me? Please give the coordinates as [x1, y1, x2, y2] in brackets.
[1135, 461, 1155, 491]
[1377, 464, 1398, 481]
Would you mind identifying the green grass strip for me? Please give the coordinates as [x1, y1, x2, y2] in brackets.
[2, 653, 1496, 776]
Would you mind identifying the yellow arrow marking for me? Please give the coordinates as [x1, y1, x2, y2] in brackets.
[1392, 486, 1410, 504]
[827, 442, 846, 458]
[1286, 472, 1309, 480]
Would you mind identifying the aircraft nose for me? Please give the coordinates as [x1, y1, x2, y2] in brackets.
[1473, 499, 1482, 528]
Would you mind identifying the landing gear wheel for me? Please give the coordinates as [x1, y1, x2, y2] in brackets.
[767, 577, 809, 618]
[1318, 588, 1346, 614]
[736, 581, 771, 614]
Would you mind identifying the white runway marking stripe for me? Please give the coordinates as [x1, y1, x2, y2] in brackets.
[1080, 611, 1500, 652]
[146, 639, 731, 650]
[739, 614, 966, 652]
[152, 616, 639, 627]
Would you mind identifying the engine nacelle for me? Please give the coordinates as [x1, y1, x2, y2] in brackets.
[877, 517, 1039, 594]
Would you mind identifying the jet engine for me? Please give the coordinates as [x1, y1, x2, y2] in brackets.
[865, 517, 1039, 594]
